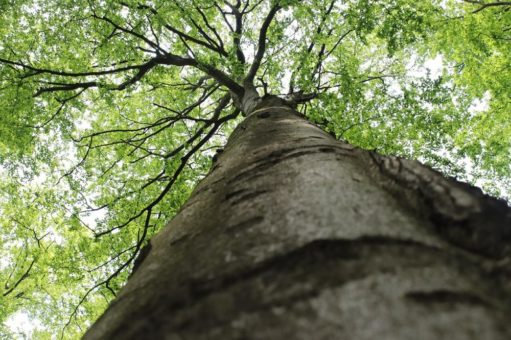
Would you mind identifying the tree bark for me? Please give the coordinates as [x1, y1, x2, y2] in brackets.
[85, 96, 511, 340]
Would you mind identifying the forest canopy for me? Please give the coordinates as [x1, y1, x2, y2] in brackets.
[0, 0, 510, 338]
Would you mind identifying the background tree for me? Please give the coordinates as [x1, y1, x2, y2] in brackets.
[0, 0, 509, 338]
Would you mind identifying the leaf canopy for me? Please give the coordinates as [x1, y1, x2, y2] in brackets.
[0, 0, 509, 337]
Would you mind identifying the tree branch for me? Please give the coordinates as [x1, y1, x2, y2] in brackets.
[94, 95, 239, 238]
[225, 2, 246, 63]
[3, 259, 36, 297]
[245, 4, 282, 84]
[194, 5, 226, 53]
[462, 0, 511, 13]
[0, 57, 148, 78]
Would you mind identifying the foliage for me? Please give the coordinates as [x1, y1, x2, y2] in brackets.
[0, 0, 509, 337]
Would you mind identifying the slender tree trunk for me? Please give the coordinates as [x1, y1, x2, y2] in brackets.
[85, 97, 511, 340]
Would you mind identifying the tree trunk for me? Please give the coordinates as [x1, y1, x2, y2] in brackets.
[85, 97, 511, 340]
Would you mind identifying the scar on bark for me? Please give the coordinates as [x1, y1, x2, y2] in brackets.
[224, 189, 269, 206]
[405, 290, 492, 308]
[225, 216, 264, 233]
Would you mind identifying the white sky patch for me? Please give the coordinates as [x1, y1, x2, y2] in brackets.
[47, 227, 65, 245]
[468, 91, 491, 115]
[424, 55, 444, 79]
[75, 116, 92, 131]
[407, 54, 444, 79]
[80, 209, 108, 231]
[388, 79, 404, 97]
[5, 312, 43, 339]
[0, 256, 11, 271]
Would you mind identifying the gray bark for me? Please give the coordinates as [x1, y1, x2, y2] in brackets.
[85, 96, 511, 340]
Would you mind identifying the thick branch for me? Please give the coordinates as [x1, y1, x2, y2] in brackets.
[198, 63, 244, 95]
[225, 2, 246, 63]
[4, 11, 243, 97]
[3, 259, 36, 297]
[245, 4, 281, 84]
[463, 0, 511, 13]
[0, 57, 148, 78]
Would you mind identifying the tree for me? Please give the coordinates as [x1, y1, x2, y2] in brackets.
[0, 0, 510, 338]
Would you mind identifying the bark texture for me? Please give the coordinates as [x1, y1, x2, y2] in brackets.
[85, 97, 511, 339]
